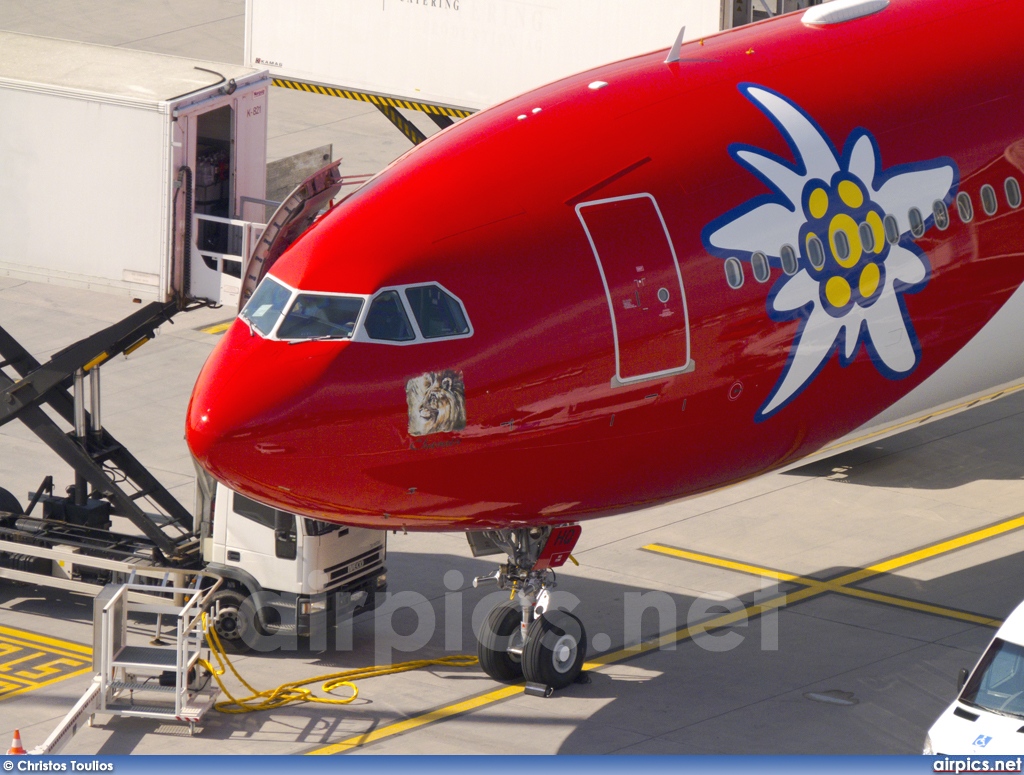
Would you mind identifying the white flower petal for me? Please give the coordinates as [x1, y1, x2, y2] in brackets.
[841, 315, 863, 359]
[771, 270, 817, 312]
[746, 87, 841, 181]
[760, 305, 841, 415]
[848, 134, 877, 189]
[883, 243, 927, 286]
[873, 165, 956, 234]
[708, 202, 805, 257]
[864, 288, 917, 373]
[735, 149, 806, 206]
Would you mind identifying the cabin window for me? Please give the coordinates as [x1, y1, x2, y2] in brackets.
[932, 200, 949, 230]
[883, 214, 900, 244]
[241, 276, 292, 337]
[859, 222, 875, 253]
[751, 251, 770, 283]
[908, 207, 925, 238]
[833, 230, 851, 261]
[981, 184, 999, 216]
[365, 290, 416, 341]
[724, 257, 744, 289]
[277, 294, 363, 340]
[780, 244, 798, 275]
[806, 234, 826, 269]
[957, 192, 974, 223]
[1006, 177, 1022, 209]
[405, 285, 470, 338]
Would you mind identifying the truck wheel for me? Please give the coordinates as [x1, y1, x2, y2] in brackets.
[0, 487, 23, 515]
[208, 589, 256, 652]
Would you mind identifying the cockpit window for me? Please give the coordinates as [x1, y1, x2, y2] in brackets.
[405, 285, 470, 338]
[365, 290, 415, 341]
[277, 294, 363, 340]
[241, 276, 292, 336]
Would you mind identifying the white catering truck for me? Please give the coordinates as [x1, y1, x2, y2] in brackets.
[0, 31, 272, 308]
[0, 33, 386, 647]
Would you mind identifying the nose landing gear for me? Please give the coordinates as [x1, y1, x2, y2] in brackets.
[471, 525, 586, 692]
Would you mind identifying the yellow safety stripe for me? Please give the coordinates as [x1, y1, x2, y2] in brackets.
[271, 79, 473, 118]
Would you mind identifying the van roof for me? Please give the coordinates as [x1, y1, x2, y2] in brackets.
[998, 599, 1024, 643]
[0, 31, 263, 104]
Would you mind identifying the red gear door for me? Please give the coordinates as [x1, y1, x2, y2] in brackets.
[577, 194, 694, 386]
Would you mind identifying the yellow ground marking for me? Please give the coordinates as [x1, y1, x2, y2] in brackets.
[308, 685, 523, 755]
[309, 511, 1023, 754]
[199, 321, 233, 335]
[0, 626, 92, 702]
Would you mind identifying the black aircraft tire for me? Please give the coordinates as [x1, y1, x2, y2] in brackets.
[477, 601, 525, 683]
[522, 609, 587, 690]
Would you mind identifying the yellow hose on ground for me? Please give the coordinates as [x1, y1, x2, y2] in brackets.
[199, 613, 479, 713]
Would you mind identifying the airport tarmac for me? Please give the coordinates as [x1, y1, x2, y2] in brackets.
[3, 0, 1024, 757]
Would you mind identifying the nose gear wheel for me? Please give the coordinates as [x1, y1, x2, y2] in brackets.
[477, 601, 525, 683]
[522, 609, 586, 689]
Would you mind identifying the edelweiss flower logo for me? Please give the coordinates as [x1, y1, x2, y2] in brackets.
[703, 85, 958, 420]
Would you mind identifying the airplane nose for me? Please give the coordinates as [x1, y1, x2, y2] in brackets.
[186, 321, 341, 491]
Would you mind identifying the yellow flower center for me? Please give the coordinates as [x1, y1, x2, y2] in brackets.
[838, 180, 864, 209]
[808, 187, 829, 220]
[859, 262, 880, 298]
[825, 276, 851, 308]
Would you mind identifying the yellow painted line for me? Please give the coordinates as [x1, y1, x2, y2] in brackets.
[863, 513, 1024, 577]
[199, 321, 233, 335]
[838, 586, 1001, 627]
[310, 513, 1024, 754]
[0, 625, 91, 656]
[0, 626, 92, 703]
[0, 667, 92, 703]
[308, 684, 522, 754]
[645, 512, 1024, 626]
[643, 544, 804, 584]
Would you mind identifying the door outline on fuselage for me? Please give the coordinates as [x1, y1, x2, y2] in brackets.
[576, 193, 695, 388]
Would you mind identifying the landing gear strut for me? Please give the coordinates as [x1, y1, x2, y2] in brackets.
[472, 525, 586, 692]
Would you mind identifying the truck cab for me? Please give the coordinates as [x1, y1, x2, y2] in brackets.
[199, 478, 387, 647]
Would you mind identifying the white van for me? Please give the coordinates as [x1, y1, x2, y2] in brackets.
[925, 601, 1024, 754]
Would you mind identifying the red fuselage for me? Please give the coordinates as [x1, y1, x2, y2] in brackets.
[187, 0, 1024, 530]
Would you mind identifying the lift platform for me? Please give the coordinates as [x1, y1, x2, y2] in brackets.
[0, 300, 199, 563]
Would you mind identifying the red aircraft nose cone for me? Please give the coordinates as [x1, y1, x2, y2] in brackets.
[186, 321, 341, 489]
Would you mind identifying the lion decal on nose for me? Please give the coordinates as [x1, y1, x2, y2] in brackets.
[407, 369, 467, 436]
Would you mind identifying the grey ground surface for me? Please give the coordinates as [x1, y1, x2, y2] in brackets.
[2, 0, 1024, 757]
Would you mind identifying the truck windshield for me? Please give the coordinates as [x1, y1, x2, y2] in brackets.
[304, 518, 342, 536]
[241, 276, 292, 336]
[277, 294, 364, 340]
[961, 638, 1024, 718]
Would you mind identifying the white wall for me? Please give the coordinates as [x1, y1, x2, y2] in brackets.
[246, 0, 722, 110]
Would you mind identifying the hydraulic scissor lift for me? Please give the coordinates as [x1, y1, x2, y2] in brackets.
[0, 300, 201, 567]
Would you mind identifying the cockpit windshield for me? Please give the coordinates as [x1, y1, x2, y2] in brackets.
[238, 276, 471, 344]
[240, 276, 292, 336]
[960, 638, 1024, 719]
[277, 294, 364, 340]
